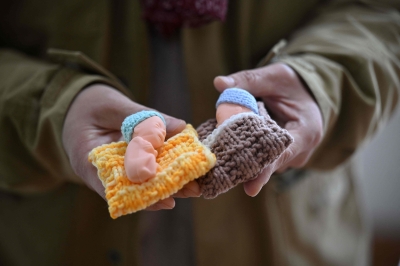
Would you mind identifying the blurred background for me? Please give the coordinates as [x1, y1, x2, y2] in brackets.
[354, 106, 400, 265]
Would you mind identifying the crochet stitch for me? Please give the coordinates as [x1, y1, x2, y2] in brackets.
[121, 110, 166, 142]
[197, 102, 293, 199]
[216, 88, 259, 114]
[89, 125, 216, 219]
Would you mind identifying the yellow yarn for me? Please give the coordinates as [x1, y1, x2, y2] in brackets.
[88, 125, 216, 219]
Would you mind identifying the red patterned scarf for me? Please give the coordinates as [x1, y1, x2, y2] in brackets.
[141, 0, 228, 36]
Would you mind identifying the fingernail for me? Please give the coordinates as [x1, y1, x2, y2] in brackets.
[186, 187, 201, 197]
[219, 76, 235, 87]
[160, 201, 175, 209]
[244, 183, 261, 197]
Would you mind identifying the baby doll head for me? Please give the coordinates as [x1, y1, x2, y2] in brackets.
[121, 110, 166, 147]
[215, 88, 258, 126]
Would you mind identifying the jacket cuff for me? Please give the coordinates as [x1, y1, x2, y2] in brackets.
[0, 49, 130, 193]
[275, 54, 342, 135]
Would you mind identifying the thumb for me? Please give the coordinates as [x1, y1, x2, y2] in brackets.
[163, 114, 186, 139]
[213, 69, 271, 97]
[213, 64, 290, 96]
[213, 75, 237, 91]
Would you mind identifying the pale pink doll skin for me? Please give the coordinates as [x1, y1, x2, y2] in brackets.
[216, 102, 253, 127]
[124, 116, 166, 183]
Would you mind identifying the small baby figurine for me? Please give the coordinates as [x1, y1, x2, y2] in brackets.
[197, 88, 293, 199]
[121, 111, 166, 183]
[89, 110, 216, 218]
[215, 88, 258, 127]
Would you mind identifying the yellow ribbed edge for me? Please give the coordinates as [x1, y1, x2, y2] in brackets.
[88, 124, 216, 219]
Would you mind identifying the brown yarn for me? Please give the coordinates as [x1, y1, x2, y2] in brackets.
[196, 102, 293, 199]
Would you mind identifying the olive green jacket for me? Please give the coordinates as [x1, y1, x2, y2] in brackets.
[0, 0, 399, 265]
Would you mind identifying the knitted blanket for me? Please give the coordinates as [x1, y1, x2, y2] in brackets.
[196, 102, 293, 199]
[89, 125, 216, 219]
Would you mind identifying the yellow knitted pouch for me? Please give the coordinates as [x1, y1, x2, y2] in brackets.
[88, 125, 216, 219]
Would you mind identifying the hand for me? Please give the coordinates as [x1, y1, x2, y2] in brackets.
[62, 84, 201, 211]
[214, 63, 323, 196]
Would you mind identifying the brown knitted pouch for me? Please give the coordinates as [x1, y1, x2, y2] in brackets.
[196, 102, 293, 199]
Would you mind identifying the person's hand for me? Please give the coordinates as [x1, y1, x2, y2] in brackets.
[62, 84, 201, 210]
[214, 63, 323, 196]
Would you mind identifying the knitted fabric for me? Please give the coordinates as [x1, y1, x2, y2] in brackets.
[88, 125, 216, 219]
[196, 102, 293, 199]
[121, 110, 166, 142]
[216, 88, 259, 114]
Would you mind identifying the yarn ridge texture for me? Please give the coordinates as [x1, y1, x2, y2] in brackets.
[197, 102, 293, 199]
[89, 125, 216, 218]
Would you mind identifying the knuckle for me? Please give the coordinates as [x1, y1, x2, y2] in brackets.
[299, 119, 323, 150]
[307, 124, 323, 149]
[277, 148, 293, 169]
[70, 158, 84, 177]
[279, 64, 297, 79]
[292, 156, 308, 168]
[240, 70, 261, 86]
[289, 149, 314, 169]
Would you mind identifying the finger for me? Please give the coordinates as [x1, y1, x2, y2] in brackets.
[213, 69, 272, 95]
[243, 166, 274, 197]
[117, 103, 186, 140]
[173, 181, 201, 198]
[243, 145, 294, 196]
[87, 166, 107, 200]
[83, 85, 186, 136]
[145, 197, 175, 211]
[110, 101, 186, 139]
[280, 122, 319, 168]
[213, 76, 236, 91]
[213, 64, 296, 97]
[163, 115, 186, 139]
[113, 110, 185, 140]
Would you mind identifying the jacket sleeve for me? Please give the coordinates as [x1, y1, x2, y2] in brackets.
[272, 1, 400, 169]
[0, 49, 129, 194]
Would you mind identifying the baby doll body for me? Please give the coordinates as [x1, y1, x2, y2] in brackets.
[124, 137, 159, 183]
[196, 88, 293, 199]
[90, 113, 217, 218]
[215, 88, 260, 123]
[122, 112, 166, 183]
[216, 102, 253, 127]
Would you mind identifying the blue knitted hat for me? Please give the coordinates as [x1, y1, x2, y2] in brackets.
[121, 110, 166, 142]
[216, 88, 258, 114]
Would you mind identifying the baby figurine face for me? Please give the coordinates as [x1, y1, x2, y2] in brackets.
[216, 103, 253, 127]
[132, 116, 166, 149]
